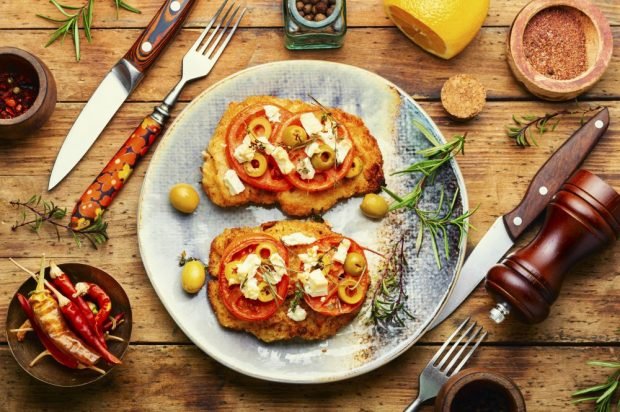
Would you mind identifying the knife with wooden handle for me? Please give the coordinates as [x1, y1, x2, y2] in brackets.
[429, 107, 610, 329]
[48, 0, 197, 190]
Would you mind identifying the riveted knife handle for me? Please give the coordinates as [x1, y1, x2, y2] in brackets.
[124, 0, 197, 73]
[503, 107, 609, 240]
[70, 116, 163, 230]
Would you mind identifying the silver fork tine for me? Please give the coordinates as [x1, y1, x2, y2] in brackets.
[204, 5, 241, 58]
[191, 0, 230, 51]
[198, 2, 236, 55]
[428, 317, 469, 365]
[452, 330, 488, 375]
[209, 7, 247, 62]
[443, 326, 482, 375]
[435, 320, 476, 370]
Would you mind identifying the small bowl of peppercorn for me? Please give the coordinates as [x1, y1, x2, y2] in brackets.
[0, 47, 57, 140]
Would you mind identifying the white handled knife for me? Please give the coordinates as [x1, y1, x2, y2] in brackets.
[429, 108, 610, 329]
[48, 0, 197, 190]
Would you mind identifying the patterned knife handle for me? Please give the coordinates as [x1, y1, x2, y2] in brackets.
[70, 116, 163, 230]
[124, 0, 197, 73]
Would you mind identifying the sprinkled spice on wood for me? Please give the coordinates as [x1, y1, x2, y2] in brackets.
[0, 72, 38, 119]
[523, 6, 588, 80]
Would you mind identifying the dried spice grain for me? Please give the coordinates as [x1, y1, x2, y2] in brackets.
[523, 6, 588, 80]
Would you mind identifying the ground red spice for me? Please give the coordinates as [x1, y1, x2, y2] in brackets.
[0, 71, 38, 119]
[523, 6, 588, 80]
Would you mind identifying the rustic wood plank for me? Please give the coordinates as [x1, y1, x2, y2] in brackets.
[0, 101, 618, 344]
[0, 0, 617, 29]
[0, 345, 617, 411]
[0, 27, 618, 102]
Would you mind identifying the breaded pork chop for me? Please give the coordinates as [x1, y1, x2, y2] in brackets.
[207, 220, 360, 342]
[201, 96, 384, 216]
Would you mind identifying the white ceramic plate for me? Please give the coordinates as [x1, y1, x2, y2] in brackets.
[138, 61, 468, 383]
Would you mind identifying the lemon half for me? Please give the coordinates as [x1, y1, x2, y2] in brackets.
[384, 0, 490, 59]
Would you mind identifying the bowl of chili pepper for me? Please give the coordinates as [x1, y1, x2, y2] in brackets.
[0, 47, 57, 139]
[5, 258, 132, 387]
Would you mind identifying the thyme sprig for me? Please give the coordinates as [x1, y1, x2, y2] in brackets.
[572, 360, 620, 412]
[288, 283, 305, 311]
[37, 0, 140, 62]
[10, 195, 109, 248]
[507, 105, 604, 147]
[370, 236, 414, 327]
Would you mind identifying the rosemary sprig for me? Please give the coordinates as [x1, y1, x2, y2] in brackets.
[370, 236, 414, 327]
[572, 360, 620, 412]
[507, 105, 603, 147]
[10, 195, 109, 248]
[37, 0, 140, 62]
[288, 283, 305, 311]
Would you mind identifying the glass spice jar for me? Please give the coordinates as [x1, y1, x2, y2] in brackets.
[283, 0, 347, 50]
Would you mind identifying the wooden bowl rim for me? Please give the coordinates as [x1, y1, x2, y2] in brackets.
[4, 262, 132, 387]
[0, 47, 51, 126]
[508, 0, 613, 92]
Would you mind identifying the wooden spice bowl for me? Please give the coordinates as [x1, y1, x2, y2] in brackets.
[5, 263, 132, 387]
[506, 0, 613, 101]
[0, 47, 57, 140]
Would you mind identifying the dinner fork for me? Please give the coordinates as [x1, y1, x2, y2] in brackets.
[403, 318, 487, 412]
[70, 0, 247, 230]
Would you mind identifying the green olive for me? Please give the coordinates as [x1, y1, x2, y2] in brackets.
[311, 144, 336, 171]
[181, 261, 206, 294]
[257, 282, 275, 302]
[282, 125, 309, 147]
[224, 260, 241, 283]
[343, 252, 366, 276]
[243, 152, 268, 177]
[248, 117, 272, 137]
[255, 242, 278, 260]
[169, 183, 200, 214]
[346, 156, 364, 178]
[360, 193, 389, 219]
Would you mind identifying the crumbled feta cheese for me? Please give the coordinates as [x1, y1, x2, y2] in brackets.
[264, 105, 281, 123]
[304, 141, 320, 157]
[296, 157, 316, 180]
[268, 252, 287, 284]
[236, 254, 261, 281]
[300, 112, 337, 147]
[298, 245, 320, 271]
[335, 139, 352, 165]
[223, 169, 245, 196]
[287, 305, 307, 322]
[233, 135, 255, 164]
[304, 269, 328, 297]
[255, 135, 276, 155]
[271, 147, 295, 175]
[241, 277, 261, 300]
[282, 232, 317, 246]
[333, 238, 351, 264]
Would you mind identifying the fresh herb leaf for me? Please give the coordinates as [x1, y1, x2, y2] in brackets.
[572, 359, 620, 412]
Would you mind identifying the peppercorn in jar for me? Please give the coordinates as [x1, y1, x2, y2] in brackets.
[283, 0, 347, 50]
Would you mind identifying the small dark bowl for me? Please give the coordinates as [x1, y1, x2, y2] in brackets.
[5, 263, 132, 387]
[0, 47, 57, 139]
[435, 368, 526, 412]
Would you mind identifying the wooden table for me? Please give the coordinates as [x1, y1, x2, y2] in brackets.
[0, 1, 618, 410]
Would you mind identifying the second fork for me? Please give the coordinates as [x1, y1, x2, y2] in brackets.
[70, 0, 246, 230]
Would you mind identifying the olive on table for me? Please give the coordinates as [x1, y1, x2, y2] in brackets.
[360, 193, 389, 219]
[344, 252, 366, 276]
[311, 144, 336, 171]
[337, 278, 364, 304]
[248, 117, 272, 137]
[169, 183, 200, 213]
[282, 125, 309, 147]
[181, 260, 206, 294]
[346, 156, 364, 178]
[244, 153, 268, 177]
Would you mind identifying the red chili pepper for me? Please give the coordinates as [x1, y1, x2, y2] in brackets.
[16, 293, 80, 369]
[46, 283, 121, 365]
[49, 262, 106, 347]
[75, 282, 112, 329]
[102, 312, 125, 332]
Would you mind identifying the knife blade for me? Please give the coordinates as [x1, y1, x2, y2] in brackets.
[429, 107, 610, 329]
[48, 0, 197, 190]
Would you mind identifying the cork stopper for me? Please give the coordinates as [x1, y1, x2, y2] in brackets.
[440, 74, 486, 121]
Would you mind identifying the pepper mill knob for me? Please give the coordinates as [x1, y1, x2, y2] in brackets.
[485, 170, 620, 324]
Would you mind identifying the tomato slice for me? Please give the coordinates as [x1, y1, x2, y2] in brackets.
[300, 236, 370, 316]
[276, 112, 354, 192]
[226, 104, 293, 192]
[218, 234, 290, 321]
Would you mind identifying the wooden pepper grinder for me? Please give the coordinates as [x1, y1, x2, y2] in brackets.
[486, 170, 620, 324]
